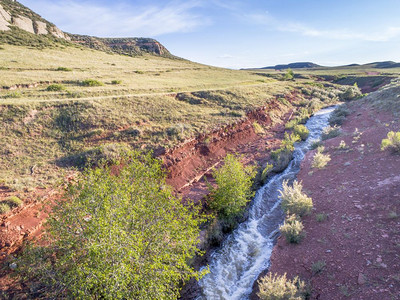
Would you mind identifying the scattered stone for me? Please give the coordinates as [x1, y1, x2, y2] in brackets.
[9, 262, 17, 270]
[326, 249, 332, 253]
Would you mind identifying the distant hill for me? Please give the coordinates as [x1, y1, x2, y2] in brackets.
[69, 35, 174, 58]
[0, 0, 173, 57]
[249, 61, 400, 71]
[260, 62, 321, 70]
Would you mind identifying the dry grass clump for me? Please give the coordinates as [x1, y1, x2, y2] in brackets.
[312, 146, 331, 169]
[257, 272, 306, 300]
[279, 180, 313, 217]
[253, 121, 265, 134]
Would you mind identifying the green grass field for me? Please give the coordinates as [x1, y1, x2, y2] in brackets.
[0, 44, 301, 190]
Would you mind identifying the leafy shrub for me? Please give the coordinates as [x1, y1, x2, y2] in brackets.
[257, 272, 306, 300]
[329, 105, 350, 126]
[17, 151, 206, 299]
[280, 180, 313, 217]
[81, 79, 104, 87]
[253, 122, 265, 134]
[261, 163, 274, 183]
[312, 146, 331, 169]
[381, 131, 400, 153]
[0, 203, 10, 214]
[210, 154, 256, 220]
[280, 214, 305, 244]
[111, 80, 122, 85]
[338, 140, 347, 149]
[293, 125, 309, 141]
[46, 84, 65, 91]
[321, 125, 341, 140]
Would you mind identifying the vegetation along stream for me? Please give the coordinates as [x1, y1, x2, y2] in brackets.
[198, 106, 337, 300]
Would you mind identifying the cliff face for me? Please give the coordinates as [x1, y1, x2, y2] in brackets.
[0, 0, 173, 57]
[69, 35, 173, 58]
[0, 0, 70, 39]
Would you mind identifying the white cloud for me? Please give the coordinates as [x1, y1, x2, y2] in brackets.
[19, 0, 210, 37]
[247, 13, 400, 42]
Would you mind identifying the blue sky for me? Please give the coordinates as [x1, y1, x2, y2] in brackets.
[18, 0, 400, 69]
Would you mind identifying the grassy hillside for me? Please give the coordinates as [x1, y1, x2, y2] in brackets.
[0, 44, 304, 191]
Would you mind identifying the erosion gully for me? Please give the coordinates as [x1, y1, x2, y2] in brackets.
[197, 106, 337, 300]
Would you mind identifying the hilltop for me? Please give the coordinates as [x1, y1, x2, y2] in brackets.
[0, 0, 171, 57]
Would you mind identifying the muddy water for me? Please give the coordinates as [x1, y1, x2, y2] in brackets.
[197, 106, 336, 300]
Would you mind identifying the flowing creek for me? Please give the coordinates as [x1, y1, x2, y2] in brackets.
[197, 106, 337, 300]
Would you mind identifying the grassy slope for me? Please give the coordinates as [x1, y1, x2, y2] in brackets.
[0, 44, 301, 191]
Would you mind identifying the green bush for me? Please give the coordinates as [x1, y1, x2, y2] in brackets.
[321, 125, 341, 140]
[329, 105, 350, 126]
[293, 125, 309, 141]
[0, 203, 10, 214]
[111, 80, 122, 85]
[257, 272, 306, 300]
[7, 196, 23, 207]
[261, 163, 274, 183]
[310, 139, 322, 150]
[270, 133, 300, 172]
[17, 151, 207, 299]
[81, 79, 104, 87]
[312, 146, 331, 169]
[339, 85, 362, 101]
[381, 131, 400, 153]
[46, 84, 65, 91]
[280, 214, 305, 244]
[280, 180, 313, 217]
[284, 68, 294, 80]
[316, 213, 328, 222]
[311, 260, 326, 275]
[210, 154, 256, 220]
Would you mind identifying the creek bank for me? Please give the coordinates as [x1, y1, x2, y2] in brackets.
[256, 93, 400, 299]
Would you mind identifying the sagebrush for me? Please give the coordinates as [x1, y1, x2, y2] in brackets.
[279, 180, 313, 217]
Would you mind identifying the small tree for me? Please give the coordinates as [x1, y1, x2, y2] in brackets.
[284, 68, 295, 80]
[16, 151, 206, 299]
[210, 154, 256, 220]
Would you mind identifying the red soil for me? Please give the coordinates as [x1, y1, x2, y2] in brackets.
[265, 102, 400, 299]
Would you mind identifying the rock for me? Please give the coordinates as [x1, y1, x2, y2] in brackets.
[9, 262, 17, 270]
[35, 21, 48, 35]
[13, 15, 35, 33]
[358, 273, 366, 285]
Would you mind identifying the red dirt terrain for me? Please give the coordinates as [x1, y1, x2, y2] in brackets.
[266, 97, 400, 299]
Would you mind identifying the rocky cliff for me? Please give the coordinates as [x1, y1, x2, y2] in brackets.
[0, 0, 173, 57]
[0, 0, 69, 39]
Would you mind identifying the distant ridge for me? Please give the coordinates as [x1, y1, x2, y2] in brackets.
[260, 62, 321, 70]
[248, 61, 400, 70]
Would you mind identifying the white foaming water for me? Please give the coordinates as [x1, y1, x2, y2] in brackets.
[197, 106, 336, 300]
